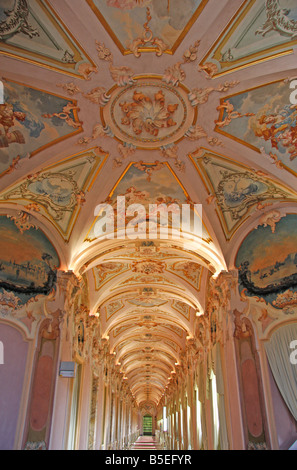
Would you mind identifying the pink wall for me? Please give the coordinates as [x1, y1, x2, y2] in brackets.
[0, 323, 29, 450]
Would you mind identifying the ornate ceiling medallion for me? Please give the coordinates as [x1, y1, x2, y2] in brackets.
[101, 76, 197, 149]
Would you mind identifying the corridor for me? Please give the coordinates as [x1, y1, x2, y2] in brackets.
[1, 0, 297, 452]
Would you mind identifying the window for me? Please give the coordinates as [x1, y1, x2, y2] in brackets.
[195, 389, 202, 448]
[67, 364, 82, 450]
[143, 415, 153, 435]
[211, 370, 220, 449]
[187, 403, 191, 449]
[163, 406, 168, 432]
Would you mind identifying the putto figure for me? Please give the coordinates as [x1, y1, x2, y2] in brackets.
[254, 104, 297, 161]
[0, 103, 26, 148]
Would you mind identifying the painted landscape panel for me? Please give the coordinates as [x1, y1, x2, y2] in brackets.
[0, 216, 60, 305]
[236, 213, 297, 309]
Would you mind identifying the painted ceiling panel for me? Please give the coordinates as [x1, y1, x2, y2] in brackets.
[116, 274, 178, 288]
[166, 260, 203, 290]
[0, 0, 96, 77]
[236, 213, 297, 338]
[215, 80, 297, 176]
[93, 262, 129, 289]
[190, 147, 297, 239]
[87, 0, 208, 55]
[0, 214, 60, 311]
[200, 0, 297, 77]
[0, 79, 82, 177]
[0, 148, 107, 240]
[84, 160, 211, 243]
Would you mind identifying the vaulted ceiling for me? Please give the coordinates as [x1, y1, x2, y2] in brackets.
[1, 0, 297, 407]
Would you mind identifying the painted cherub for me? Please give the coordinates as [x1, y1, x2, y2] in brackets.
[0, 103, 26, 141]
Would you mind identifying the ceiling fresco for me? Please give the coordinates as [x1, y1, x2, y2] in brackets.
[0, 79, 82, 177]
[190, 147, 297, 239]
[93, 262, 130, 289]
[0, 0, 296, 407]
[0, 0, 96, 77]
[0, 147, 107, 240]
[200, 0, 297, 78]
[236, 213, 297, 313]
[0, 215, 59, 310]
[215, 80, 297, 176]
[84, 160, 211, 244]
[86, 0, 208, 55]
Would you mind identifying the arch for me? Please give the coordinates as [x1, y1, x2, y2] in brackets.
[227, 206, 297, 271]
[0, 208, 68, 270]
[0, 318, 32, 342]
[0, 214, 62, 310]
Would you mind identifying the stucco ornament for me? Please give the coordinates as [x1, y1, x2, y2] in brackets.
[131, 260, 165, 274]
[128, 7, 168, 57]
[119, 90, 178, 137]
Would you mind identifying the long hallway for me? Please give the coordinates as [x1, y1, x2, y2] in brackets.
[1, 0, 297, 452]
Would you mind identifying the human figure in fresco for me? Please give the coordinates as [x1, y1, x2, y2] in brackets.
[0, 103, 26, 148]
[254, 104, 297, 160]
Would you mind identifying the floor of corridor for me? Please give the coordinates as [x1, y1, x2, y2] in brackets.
[130, 436, 160, 450]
